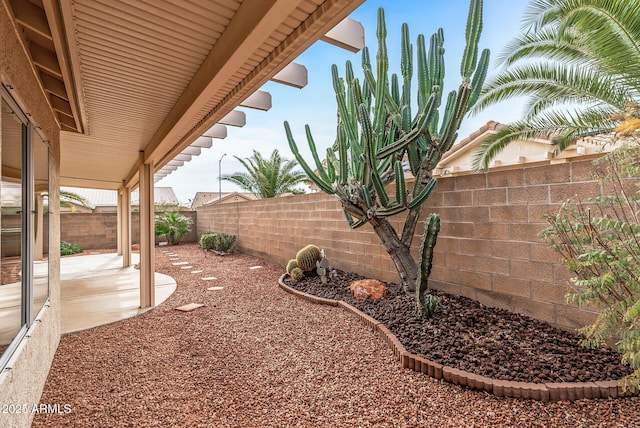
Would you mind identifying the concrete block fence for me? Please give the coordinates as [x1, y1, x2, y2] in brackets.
[60, 211, 198, 250]
[197, 159, 608, 332]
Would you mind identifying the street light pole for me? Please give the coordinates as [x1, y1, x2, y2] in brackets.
[218, 153, 226, 202]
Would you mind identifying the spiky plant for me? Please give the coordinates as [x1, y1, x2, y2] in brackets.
[285, 1, 489, 313]
[221, 149, 307, 198]
[471, 0, 640, 170]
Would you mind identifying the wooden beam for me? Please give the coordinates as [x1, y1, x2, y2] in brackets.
[57, 113, 76, 129]
[240, 90, 272, 111]
[50, 0, 88, 133]
[139, 0, 365, 186]
[202, 125, 226, 140]
[141, 0, 300, 167]
[11, 0, 52, 41]
[50, 95, 73, 117]
[30, 42, 62, 78]
[320, 17, 364, 53]
[271, 63, 308, 88]
[40, 73, 67, 100]
[218, 110, 246, 127]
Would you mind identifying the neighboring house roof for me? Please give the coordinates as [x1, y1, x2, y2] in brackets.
[61, 187, 179, 209]
[201, 192, 255, 207]
[434, 121, 624, 176]
[191, 191, 256, 209]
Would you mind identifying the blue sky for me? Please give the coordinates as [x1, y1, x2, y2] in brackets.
[159, 0, 530, 205]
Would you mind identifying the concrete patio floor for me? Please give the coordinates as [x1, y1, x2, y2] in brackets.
[61, 253, 176, 334]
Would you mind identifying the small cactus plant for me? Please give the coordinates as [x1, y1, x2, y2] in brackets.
[296, 244, 322, 271]
[416, 214, 440, 316]
[316, 249, 330, 284]
[286, 259, 298, 274]
[289, 267, 305, 282]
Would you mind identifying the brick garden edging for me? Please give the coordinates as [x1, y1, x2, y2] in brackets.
[278, 275, 633, 402]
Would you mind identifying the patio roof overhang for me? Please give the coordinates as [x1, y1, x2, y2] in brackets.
[2, 0, 364, 191]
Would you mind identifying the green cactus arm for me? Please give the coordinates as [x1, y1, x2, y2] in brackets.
[429, 29, 445, 93]
[376, 203, 406, 217]
[460, 0, 483, 80]
[441, 83, 472, 150]
[408, 178, 438, 209]
[407, 142, 421, 176]
[438, 90, 458, 140]
[285, 121, 334, 194]
[468, 48, 490, 107]
[401, 23, 412, 81]
[391, 74, 401, 112]
[351, 77, 364, 108]
[361, 185, 374, 208]
[344, 211, 367, 229]
[304, 125, 330, 183]
[394, 160, 407, 206]
[416, 34, 429, 109]
[337, 124, 349, 186]
[332, 65, 358, 144]
[326, 148, 337, 182]
[373, 9, 389, 132]
[371, 164, 390, 207]
[376, 92, 438, 159]
[416, 213, 441, 315]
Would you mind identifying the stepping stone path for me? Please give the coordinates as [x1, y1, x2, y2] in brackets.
[180, 266, 193, 269]
[207, 286, 224, 291]
[249, 266, 263, 270]
[174, 303, 205, 312]
[191, 270, 203, 274]
[201, 276, 217, 281]
[172, 262, 189, 265]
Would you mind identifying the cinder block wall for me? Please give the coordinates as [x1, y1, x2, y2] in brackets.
[60, 211, 198, 249]
[197, 159, 604, 331]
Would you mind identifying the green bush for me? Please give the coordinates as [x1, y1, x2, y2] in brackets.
[61, 241, 83, 256]
[540, 143, 640, 392]
[199, 233, 237, 253]
[155, 211, 194, 245]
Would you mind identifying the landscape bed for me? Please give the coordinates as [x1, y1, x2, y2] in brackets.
[282, 269, 631, 388]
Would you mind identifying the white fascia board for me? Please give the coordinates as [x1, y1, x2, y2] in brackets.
[240, 90, 272, 111]
[202, 124, 227, 139]
[321, 17, 364, 53]
[271, 63, 308, 89]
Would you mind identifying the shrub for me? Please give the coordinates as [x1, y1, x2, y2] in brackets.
[61, 241, 83, 256]
[155, 212, 194, 245]
[540, 143, 640, 392]
[199, 233, 237, 253]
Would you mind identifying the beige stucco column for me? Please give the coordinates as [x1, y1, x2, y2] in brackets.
[139, 155, 155, 308]
[117, 186, 132, 267]
[34, 192, 44, 260]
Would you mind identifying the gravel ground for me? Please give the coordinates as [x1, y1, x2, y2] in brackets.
[33, 244, 640, 427]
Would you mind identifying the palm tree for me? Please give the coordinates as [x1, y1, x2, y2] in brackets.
[154, 212, 193, 245]
[221, 149, 307, 198]
[471, 0, 640, 170]
[60, 190, 90, 211]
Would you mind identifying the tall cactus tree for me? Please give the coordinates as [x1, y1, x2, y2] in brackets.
[285, 0, 489, 306]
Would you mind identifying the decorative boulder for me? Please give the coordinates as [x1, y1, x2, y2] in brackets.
[349, 279, 387, 301]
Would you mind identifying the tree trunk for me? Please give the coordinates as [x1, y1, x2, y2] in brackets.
[370, 216, 418, 293]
